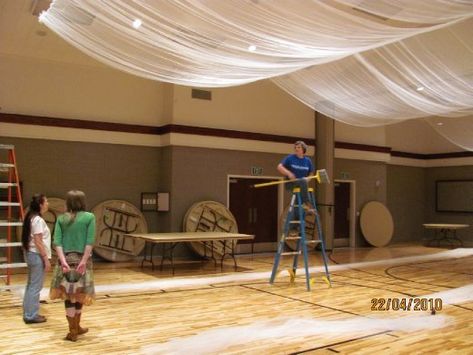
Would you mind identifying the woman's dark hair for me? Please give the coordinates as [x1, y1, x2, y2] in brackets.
[21, 194, 46, 251]
[65, 190, 86, 224]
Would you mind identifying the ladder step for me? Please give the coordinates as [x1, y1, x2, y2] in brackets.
[289, 221, 301, 224]
[0, 183, 18, 188]
[0, 202, 21, 206]
[306, 240, 322, 244]
[285, 236, 301, 240]
[0, 262, 28, 269]
[281, 251, 301, 256]
[0, 144, 15, 150]
[0, 163, 15, 169]
[0, 220, 23, 226]
[0, 284, 25, 291]
[0, 242, 22, 247]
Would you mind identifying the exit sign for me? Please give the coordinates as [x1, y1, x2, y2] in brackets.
[251, 167, 263, 176]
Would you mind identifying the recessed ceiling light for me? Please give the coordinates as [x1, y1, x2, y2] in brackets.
[437, 122, 444, 126]
[38, 11, 46, 23]
[248, 45, 257, 51]
[416, 86, 424, 91]
[132, 19, 142, 29]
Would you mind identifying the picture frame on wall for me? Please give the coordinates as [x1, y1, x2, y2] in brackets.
[436, 180, 473, 213]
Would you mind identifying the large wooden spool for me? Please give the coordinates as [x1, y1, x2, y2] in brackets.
[92, 200, 148, 262]
[42, 197, 66, 255]
[183, 201, 238, 257]
[279, 204, 319, 250]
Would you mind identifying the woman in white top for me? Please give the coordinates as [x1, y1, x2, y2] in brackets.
[21, 194, 51, 324]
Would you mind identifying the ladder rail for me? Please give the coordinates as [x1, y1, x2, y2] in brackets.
[309, 189, 331, 283]
[291, 191, 303, 277]
[293, 190, 313, 290]
[9, 149, 24, 220]
[6, 156, 14, 285]
[1, 146, 25, 286]
[269, 193, 296, 284]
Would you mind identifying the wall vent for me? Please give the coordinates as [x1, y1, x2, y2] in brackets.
[192, 89, 212, 100]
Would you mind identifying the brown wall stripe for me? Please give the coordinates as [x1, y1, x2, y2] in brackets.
[159, 124, 315, 144]
[0, 113, 312, 145]
[391, 150, 473, 160]
[424, 151, 473, 159]
[0, 113, 160, 134]
[335, 141, 391, 154]
[1, 112, 469, 159]
[391, 150, 426, 160]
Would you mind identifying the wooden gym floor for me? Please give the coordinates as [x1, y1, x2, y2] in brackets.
[1, 244, 472, 354]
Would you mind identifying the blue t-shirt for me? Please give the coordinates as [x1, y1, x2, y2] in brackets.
[281, 154, 314, 179]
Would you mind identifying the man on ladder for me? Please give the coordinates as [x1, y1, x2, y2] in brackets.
[253, 141, 330, 291]
[277, 140, 315, 213]
[269, 140, 330, 291]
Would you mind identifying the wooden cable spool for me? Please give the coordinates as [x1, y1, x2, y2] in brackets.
[279, 204, 319, 251]
[92, 200, 148, 262]
[183, 201, 238, 257]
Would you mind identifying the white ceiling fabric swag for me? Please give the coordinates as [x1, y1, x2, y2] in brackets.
[40, 0, 473, 148]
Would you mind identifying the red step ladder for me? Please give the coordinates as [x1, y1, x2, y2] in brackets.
[0, 144, 26, 287]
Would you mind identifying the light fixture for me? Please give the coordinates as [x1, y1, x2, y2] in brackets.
[437, 122, 444, 126]
[416, 86, 424, 91]
[248, 45, 257, 51]
[132, 19, 142, 29]
[38, 11, 46, 23]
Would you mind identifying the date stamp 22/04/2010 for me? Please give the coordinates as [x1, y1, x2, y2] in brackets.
[371, 298, 442, 312]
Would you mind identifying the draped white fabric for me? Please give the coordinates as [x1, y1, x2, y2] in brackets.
[40, 0, 473, 148]
[274, 19, 473, 126]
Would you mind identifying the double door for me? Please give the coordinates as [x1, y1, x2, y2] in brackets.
[334, 181, 350, 247]
[229, 177, 279, 253]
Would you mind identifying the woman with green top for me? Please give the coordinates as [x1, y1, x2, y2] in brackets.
[50, 190, 96, 342]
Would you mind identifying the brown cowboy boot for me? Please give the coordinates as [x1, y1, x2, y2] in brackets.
[65, 315, 78, 342]
[76, 313, 88, 335]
